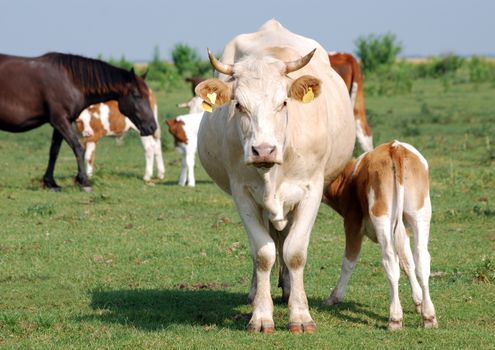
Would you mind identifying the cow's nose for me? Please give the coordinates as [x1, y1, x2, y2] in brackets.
[251, 144, 276, 158]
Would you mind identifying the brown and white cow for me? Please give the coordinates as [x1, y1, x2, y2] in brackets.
[329, 52, 373, 152]
[165, 111, 203, 186]
[322, 140, 438, 330]
[75, 90, 164, 181]
[195, 20, 355, 333]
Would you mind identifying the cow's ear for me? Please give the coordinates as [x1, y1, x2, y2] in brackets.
[195, 79, 232, 112]
[288, 75, 321, 103]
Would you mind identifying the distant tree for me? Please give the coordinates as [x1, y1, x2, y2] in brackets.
[147, 46, 181, 90]
[171, 43, 211, 78]
[107, 55, 134, 70]
[354, 33, 402, 73]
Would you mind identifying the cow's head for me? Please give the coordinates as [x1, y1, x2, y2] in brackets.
[196, 49, 321, 169]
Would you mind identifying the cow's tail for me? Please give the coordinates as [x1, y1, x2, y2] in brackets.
[350, 82, 358, 108]
[349, 57, 360, 108]
[390, 141, 408, 270]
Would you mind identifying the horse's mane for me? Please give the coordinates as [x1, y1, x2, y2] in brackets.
[41, 52, 137, 96]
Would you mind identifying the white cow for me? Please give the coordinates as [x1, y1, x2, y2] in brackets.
[195, 20, 355, 333]
[323, 140, 438, 330]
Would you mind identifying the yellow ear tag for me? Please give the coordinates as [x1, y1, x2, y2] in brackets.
[302, 87, 314, 103]
[207, 92, 217, 105]
[201, 101, 213, 113]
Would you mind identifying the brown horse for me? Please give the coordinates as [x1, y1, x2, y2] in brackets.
[0, 52, 157, 191]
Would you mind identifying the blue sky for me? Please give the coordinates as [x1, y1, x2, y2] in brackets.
[1, 0, 492, 62]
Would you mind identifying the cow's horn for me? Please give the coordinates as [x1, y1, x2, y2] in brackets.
[207, 48, 234, 76]
[285, 48, 317, 74]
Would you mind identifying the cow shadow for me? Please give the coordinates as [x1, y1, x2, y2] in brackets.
[160, 179, 213, 187]
[312, 298, 389, 328]
[80, 288, 388, 331]
[79, 288, 250, 331]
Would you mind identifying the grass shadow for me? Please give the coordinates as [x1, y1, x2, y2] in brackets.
[159, 179, 213, 187]
[312, 298, 388, 329]
[80, 288, 249, 331]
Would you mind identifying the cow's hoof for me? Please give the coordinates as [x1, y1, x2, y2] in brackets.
[288, 321, 316, 334]
[323, 295, 342, 306]
[423, 316, 438, 329]
[247, 320, 274, 334]
[80, 186, 92, 193]
[415, 303, 422, 314]
[388, 319, 402, 331]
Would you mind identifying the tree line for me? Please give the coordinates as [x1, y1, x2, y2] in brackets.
[103, 36, 495, 95]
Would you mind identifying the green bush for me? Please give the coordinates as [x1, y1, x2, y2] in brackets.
[412, 54, 465, 79]
[364, 61, 413, 96]
[468, 56, 495, 83]
[355, 33, 402, 73]
[106, 55, 134, 71]
[147, 47, 182, 91]
[171, 43, 212, 78]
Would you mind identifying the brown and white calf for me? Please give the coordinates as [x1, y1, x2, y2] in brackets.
[165, 105, 203, 187]
[323, 140, 437, 330]
[75, 90, 164, 181]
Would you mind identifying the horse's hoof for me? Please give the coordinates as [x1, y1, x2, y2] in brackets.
[80, 186, 92, 193]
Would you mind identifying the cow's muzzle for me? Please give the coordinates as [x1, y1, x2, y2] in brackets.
[248, 144, 279, 168]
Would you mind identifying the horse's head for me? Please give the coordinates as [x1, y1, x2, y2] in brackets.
[117, 69, 157, 136]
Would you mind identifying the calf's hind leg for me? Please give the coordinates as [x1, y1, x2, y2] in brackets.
[324, 216, 363, 306]
[408, 200, 438, 328]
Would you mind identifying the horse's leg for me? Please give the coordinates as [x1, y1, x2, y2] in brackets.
[51, 118, 92, 191]
[43, 129, 64, 191]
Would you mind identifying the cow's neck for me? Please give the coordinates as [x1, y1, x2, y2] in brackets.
[255, 163, 303, 231]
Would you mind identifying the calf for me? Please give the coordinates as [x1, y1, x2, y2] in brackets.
[165, 109, 203, 187]
[323, 140, 437, 330]
[75, 90, 164, 181]
[329, 52, 373, 152]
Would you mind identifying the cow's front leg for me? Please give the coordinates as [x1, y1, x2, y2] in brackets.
[233, 191, 275, 333]
[283, 189, 322, 334]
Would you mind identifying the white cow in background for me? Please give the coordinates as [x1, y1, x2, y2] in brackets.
[195, 20, 355, 333]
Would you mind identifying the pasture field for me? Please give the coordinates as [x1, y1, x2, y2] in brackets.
[0, 78, 494, 349]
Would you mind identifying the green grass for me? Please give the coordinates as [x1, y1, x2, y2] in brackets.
[0, 78, 494, 349]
